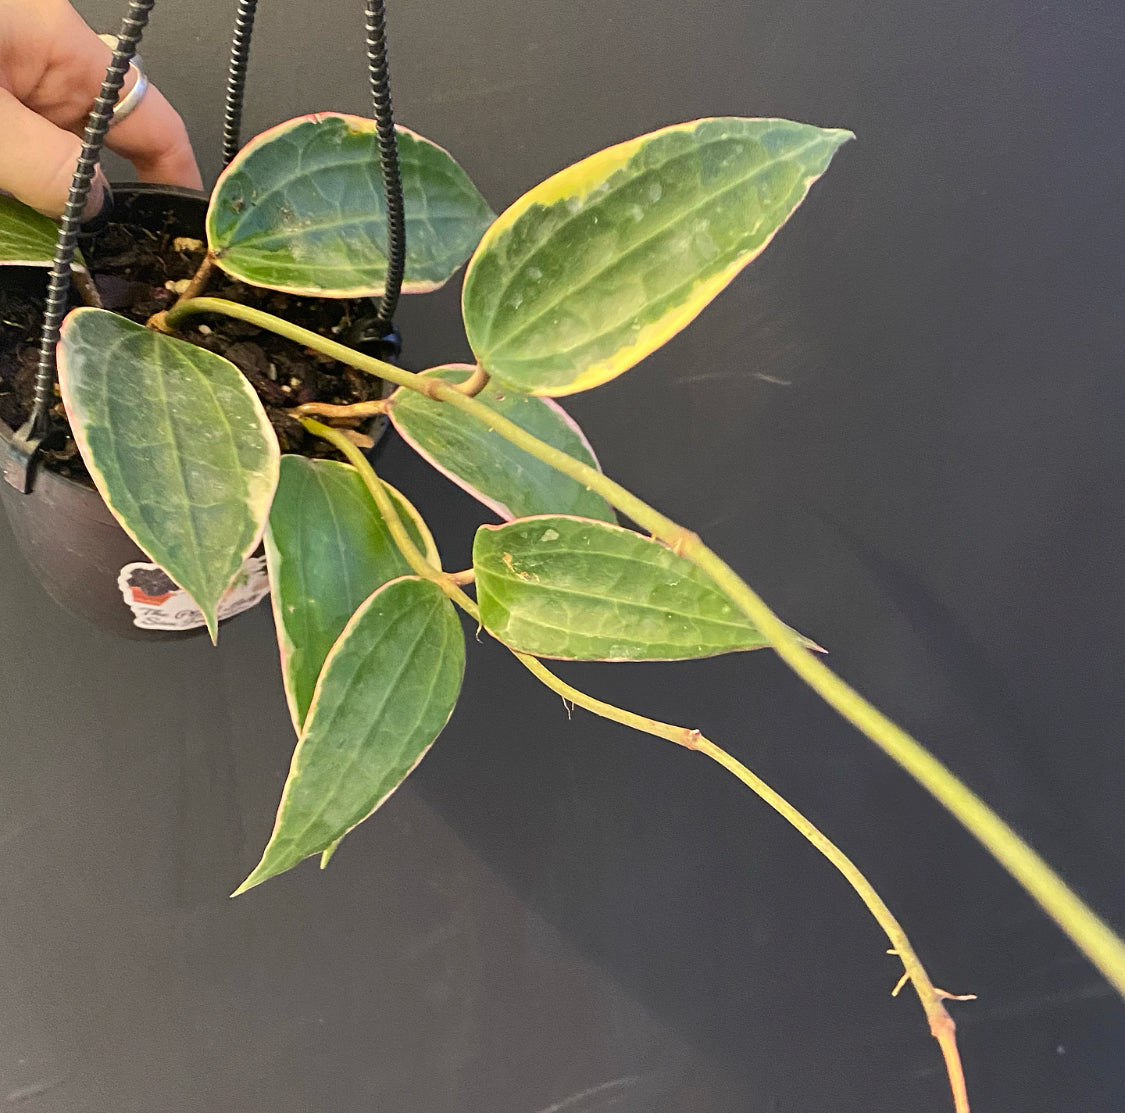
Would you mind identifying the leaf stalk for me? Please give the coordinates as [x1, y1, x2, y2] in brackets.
[305, 411, 971, 1112]
[172, 294, 1125, 1002]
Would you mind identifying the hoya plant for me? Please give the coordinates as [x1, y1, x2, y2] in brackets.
[1, 3, 1122, 1112]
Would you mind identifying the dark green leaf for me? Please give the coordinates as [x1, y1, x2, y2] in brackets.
[0, 194, 84, 268]
[389, 365, 615, 522]
[57, 308, 279, 640]
[208, 114, 494, 296]
[474, 515, 808, 660]
[234, 576, 465, 892]
[462, 117, 851, 395]
[266, 455, 439, 732]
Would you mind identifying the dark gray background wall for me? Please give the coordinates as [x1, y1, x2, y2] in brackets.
[1, 0, 1123, 1110]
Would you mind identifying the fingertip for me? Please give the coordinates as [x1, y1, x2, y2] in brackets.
[80, 174, 115, 231]
[134, 153, 203, 192]
[106, 85, 204, 194]
[80, 171, 111, 223]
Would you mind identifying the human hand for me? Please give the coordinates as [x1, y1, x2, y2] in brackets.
[0, 0, 202, 219]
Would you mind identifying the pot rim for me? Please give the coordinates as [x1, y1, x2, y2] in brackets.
[1, 180, 394, 497]
[108, 180, 211, 204]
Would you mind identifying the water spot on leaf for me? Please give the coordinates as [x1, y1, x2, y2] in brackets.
[647, 181, 663, 203]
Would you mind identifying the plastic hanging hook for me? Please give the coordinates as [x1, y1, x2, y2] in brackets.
[2, 422, 45, 494]
[342, 317, 402, 361]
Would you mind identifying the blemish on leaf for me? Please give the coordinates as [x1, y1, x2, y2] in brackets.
[501, 551, 538, 582]
[539, 528, 560, 542]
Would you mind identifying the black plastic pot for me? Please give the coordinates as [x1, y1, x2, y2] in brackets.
[0, 183, 394, 641]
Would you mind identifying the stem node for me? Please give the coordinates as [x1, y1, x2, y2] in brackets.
[679, 727, 703, 750]
[146, 310, 174, 334]
[170, 293, 1125, 1011]
[668, 527, 700, 556]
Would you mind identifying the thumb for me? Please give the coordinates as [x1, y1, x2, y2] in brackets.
[0, 86, 108, 219]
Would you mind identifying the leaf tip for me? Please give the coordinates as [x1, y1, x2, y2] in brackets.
[232, 837, 307, 895]
[230, 872, 262, 898]
[231, 847, 292, 895]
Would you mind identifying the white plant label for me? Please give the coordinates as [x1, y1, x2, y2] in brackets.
[117, 555, 270, 631]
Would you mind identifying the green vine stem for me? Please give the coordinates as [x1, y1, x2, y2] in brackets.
[169, 296, 1125, 1001]
[302, 416, 972, 1113]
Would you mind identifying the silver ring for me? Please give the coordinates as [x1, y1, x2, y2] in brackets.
[96, 34, 149, 127]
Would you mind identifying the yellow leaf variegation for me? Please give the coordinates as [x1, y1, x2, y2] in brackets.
[462, 117, 852, 396]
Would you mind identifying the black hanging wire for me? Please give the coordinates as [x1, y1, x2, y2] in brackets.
[220, 0, 405, 329]
[221, 0, 258, 166]
[366, 0, 406, 331]
[29, 0, 156, 442]
[17, 0, 403, 480]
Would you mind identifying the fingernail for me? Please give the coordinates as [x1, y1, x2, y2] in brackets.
[80, 173, 114, 231]
[80, 178, 105, 222]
